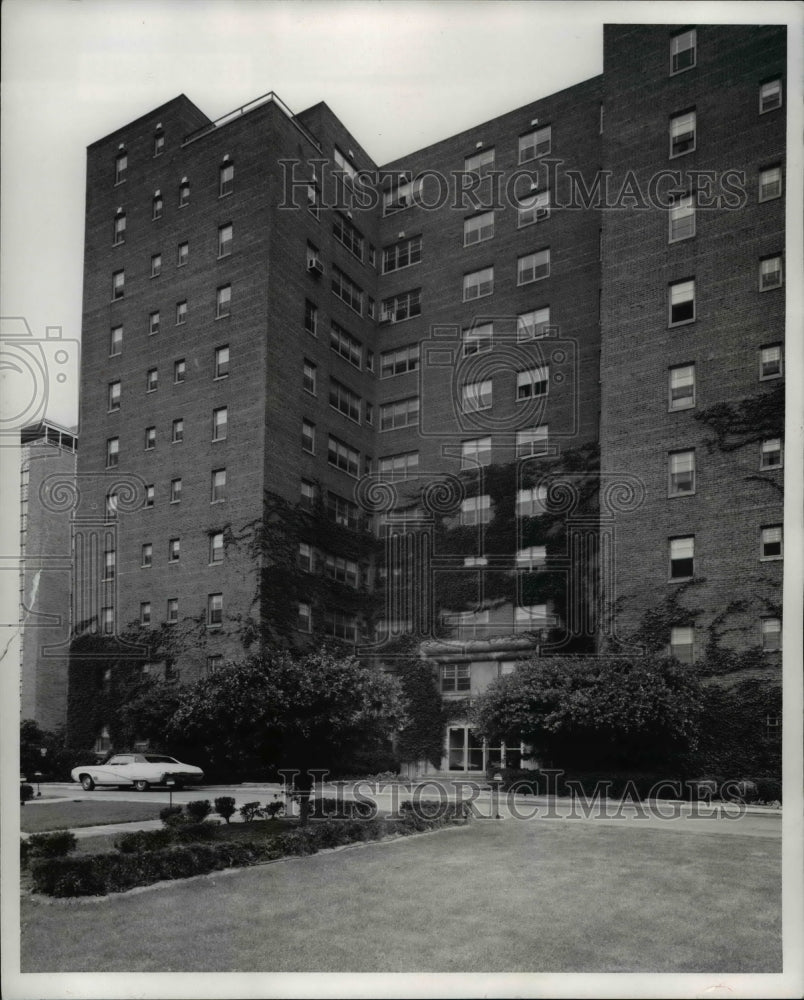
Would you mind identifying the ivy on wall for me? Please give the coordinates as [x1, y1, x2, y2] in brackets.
[695, 383, 783, 454]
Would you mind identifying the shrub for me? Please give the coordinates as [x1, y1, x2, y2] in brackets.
[24, 830, 77, 863]
[310, 796, 374, 819]
[263, 796, 285, 820]
[176, 822, 217, 844]
[115, 828, 174, 853]
[185, 799, 213, 823]
[214, 796, 237, 823]
[239, 801, 262, 822]
[159, 804, 185, 826]
[755, 777, 782, 804]
[20, 783, 34, 805]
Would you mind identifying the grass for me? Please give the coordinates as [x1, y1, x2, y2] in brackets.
[20, 800, 163, 833]
[20, 815, 780, 973]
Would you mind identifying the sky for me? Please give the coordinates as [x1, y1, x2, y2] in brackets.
[0, 0, 798, 430]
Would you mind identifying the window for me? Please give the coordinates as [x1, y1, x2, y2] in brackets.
[152, 192, 163, 220]
[206, 655, 223, 674]
[303, 360, 317, 395]
[464, 212, 494, 246]
[760, 438, 782, 470]
[144, 426, 156, 450]
[151, 254, 162, 278]
[106, 437, 119, 468]
[108, 381, 121, 412]
[218, 224, 232, 258]
[381, 343, 419, 378]
[178, 179, 190, 206]
[209, 532, 224, 563]
[149, 311, 160, 336]
[176, 300, 187, 325]
[307, 182, 320, 219]
[461, 437, 492, 469]
[516, 486, 547, 516]
[380, 289, 422, 323]
[297, 602, 312, 633]
[113, 212, 126, 245]
[383, 176, 423, 214]
[330, 323, 362, 368]
[517, 308, 550, 342]
[517, 190, 550, 227]
[170, 478, 182, 503]
[300, 480, 316, 511]
[516, 366, 549, 400]
[174, 359, 186, 383]
[669, 364, 695, 410]
[174, 243, 188, 269]
[207, 593, 223, 627]
[759, 165, 782, 202]
[669, 110, 696, 157]
[334, 147, 358, 184]
[304, 300, 318, 336]
[516, 546, 546, 570]
[327, 491, 360, 530]
[146, 368, 158, 393]
[211, 468, 227, 502]
[519, 126, 551, 163]
[669, 279, 695, 325]
[166, 598, 179, 624]
[168, 538, 180, 563]
[670, 626, 694, 664]
[668, 450, 695, 496]
[333, 212, 364, 259]
[464, 148, 495, 174]
[462, 380, 493, 412]
[302, 420, 315, 454]
[153, 131, 164, 156]
[380, 396, 420, 431]
[297, 541, 313, 573]
[112, 270, 125, 300]
[759, 256, 783, 291]
[324, 610, 358, 642]
[518, 250, 550, 284]
[219, 162, 234, 197]
[328, 435, 360, 477]
[669, 194, 695, 241]
[365, 402, 373, 425]
[460, 495, 491, 526]
[212, 406, 228, 441]
[324, 554, 360, 588]
[463, 322, 493, 356]
[441, 664, 471, 693]
[760, 525, 782, 560]
[671, 29, 696, 74]
[110, 325, 123, 356]
[329, 379, 361, 423]
[331, 265, 363, 314]
[171, 419, 184, 444]
[140, 602, 152, 626]
[114, 151, 127, 184]
[759, 344, 783, 380]
[214, 345, 229, 379]
[145, 485, 154, 508]
[670, 536, 694, 579]
[761, 618, 781, 651]
[516, 425, 548, 458]
[382, 236, 422, 273]
[141, 543, 153, 568]
[462, 267, 493, 301]
[216, 285, 231, 318]
[379, 451, 420, 479]
[760, 78, 782, 113]
[103, 549, 116, 581]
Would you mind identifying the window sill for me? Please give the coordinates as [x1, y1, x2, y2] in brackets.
[668, 318, 695, 329]
[669, 149, 696, 159]
[668, 576, 694, 584]
[760, 556, 783, 562]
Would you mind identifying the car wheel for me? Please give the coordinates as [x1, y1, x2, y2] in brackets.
[80, 775, 95, 791]
[134, 780, 150, 792]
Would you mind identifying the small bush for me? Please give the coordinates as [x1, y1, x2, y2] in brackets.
[755, 777, 782, 804]
[159, 804, 185, 826]
[310, 796, 374, 819]
[239, 801, 262, 823]
[20, 783, 34, 805]
[115, 828, 174, 853]
[185, 800, 212, 823]
[176, 822, 217, 844]
[214, 796, 237, 823]
[24, 830, 77, 861]
[263, 797, 285, 820]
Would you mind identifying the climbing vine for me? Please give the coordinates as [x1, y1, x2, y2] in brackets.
[694, 383, 783, 453]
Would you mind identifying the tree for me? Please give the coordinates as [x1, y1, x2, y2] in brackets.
[394, 654, 447, 769]
[472, 655, 702, 771]
[167, 648, 407, 785]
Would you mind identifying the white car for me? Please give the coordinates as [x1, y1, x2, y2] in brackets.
[71, 754, 204, 792]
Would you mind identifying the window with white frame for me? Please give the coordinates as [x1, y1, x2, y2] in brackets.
[207, 593, 223, 626]
[333, 212, 364, 260]
[106, 437, 119, 468]
[516, 425, 548, 457]
[668, 364, 695, 410]
[464, 212, 494, 246]
[219, 162, 234, 197]
[381, 343, 419, 378]
[441, 664, 471, 693]
[327, 491, 360, 530]
[216, 285, 231, 318]
[331, 265, 364, 315]
[171, 418, 183, 444]
[461, 437, 492, 469]
[167, 598, 179, 624]
[669, 110, 696, 157]
[328, 435, 360, 477]
[153, 131, 164, 156]
[462, 380, 493, 413]
[460, 495, 491, 526]
[151, 254, 162, 278]
[463, 322, 493, 356]
[330, 322, 362, 367]
[329, 379, 361, 423]
[759, 165, 782, 202]
[112, 270, 125, 299]
[297, 602, 312, 633]
[515, 604, 549, 631]
[301, 420, 315, 454]
[382, 235, 422, 273]
[760, 438, 782, 470]
[168, 538, 180, 563]
[380, 396, 419, 431]
[383, 176, 423, 214]
[144, 426, 156, 450]
[669, 194, 695, 242]
[518, 249, 550, 284]
[517, 189, 550, 227]
[759, 344, 782, 380]
[669, 536, 694, 579]
[378, 451, 420, 479]
[300, 479, 316, 511]
[323, 554, 360, 588]
[516, 366, 549, 401]
[174, 358, 186, 383]
[668, 450, 695, 496]
[114, 151, 127, 184]
[149, 311, 160, 336]
[146, 368, 158, 393]
[670, 626, 694, 663]
[179, 179, 190, 206]
[297, 542, 313, 573]
[140, 602, 152, 626]
[760, 525, 782, 560]
[380, 289, 421, 323]
[145, 485, 154, 507]
[108, 381, 121, 412]
[305, 299, 318, 336]
[141, 543, 152, 568]
[212, 406, 228, 441]
[516, 546, 546, 569]
[209, 532, 224, 563]
[152, 192, 163, 219]
[214, 345, 229, 379]
[670, 29, 696, 74]
[176, 300, 187, 325]
[303, 360, 316, 395]
[761, 617, 781, 651]
[218, 224, 232, 258]
[170, 478, 182, 503]
[517, 307, 550, 341]
[464, 148, 495, 174]
[516, 486, 547, 516]
[463, 266, 494, 300]
[519, 125, 551, 163]
[759, 256, 783, 291]
[113, 212, 126, 245]
[759, 78, 782, 113]
[669, 279, 695, 325]
[110, 325, 123, 356]
[177, 241, 189, 267]
[211, 468, 226, 502]
[334, 147, 358, 184]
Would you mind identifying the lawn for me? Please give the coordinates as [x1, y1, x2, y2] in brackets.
[20, 800, 163, 833]
[20, 816, 781, 973]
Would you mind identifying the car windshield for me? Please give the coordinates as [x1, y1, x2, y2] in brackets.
[143, 755, 179, 763]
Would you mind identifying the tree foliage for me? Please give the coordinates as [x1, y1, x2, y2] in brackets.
[394, 654, 447, 768]
[472, 655, 702, 770]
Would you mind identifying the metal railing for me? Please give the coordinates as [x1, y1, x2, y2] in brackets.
[183, 91, 322, 151]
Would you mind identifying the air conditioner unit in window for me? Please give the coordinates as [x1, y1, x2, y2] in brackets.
[307, 257, 324, 276]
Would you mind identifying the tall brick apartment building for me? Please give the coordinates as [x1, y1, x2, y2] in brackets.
[70, 24, 785, 771]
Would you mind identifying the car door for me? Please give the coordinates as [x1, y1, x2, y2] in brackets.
[92, 754, 135, 785]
